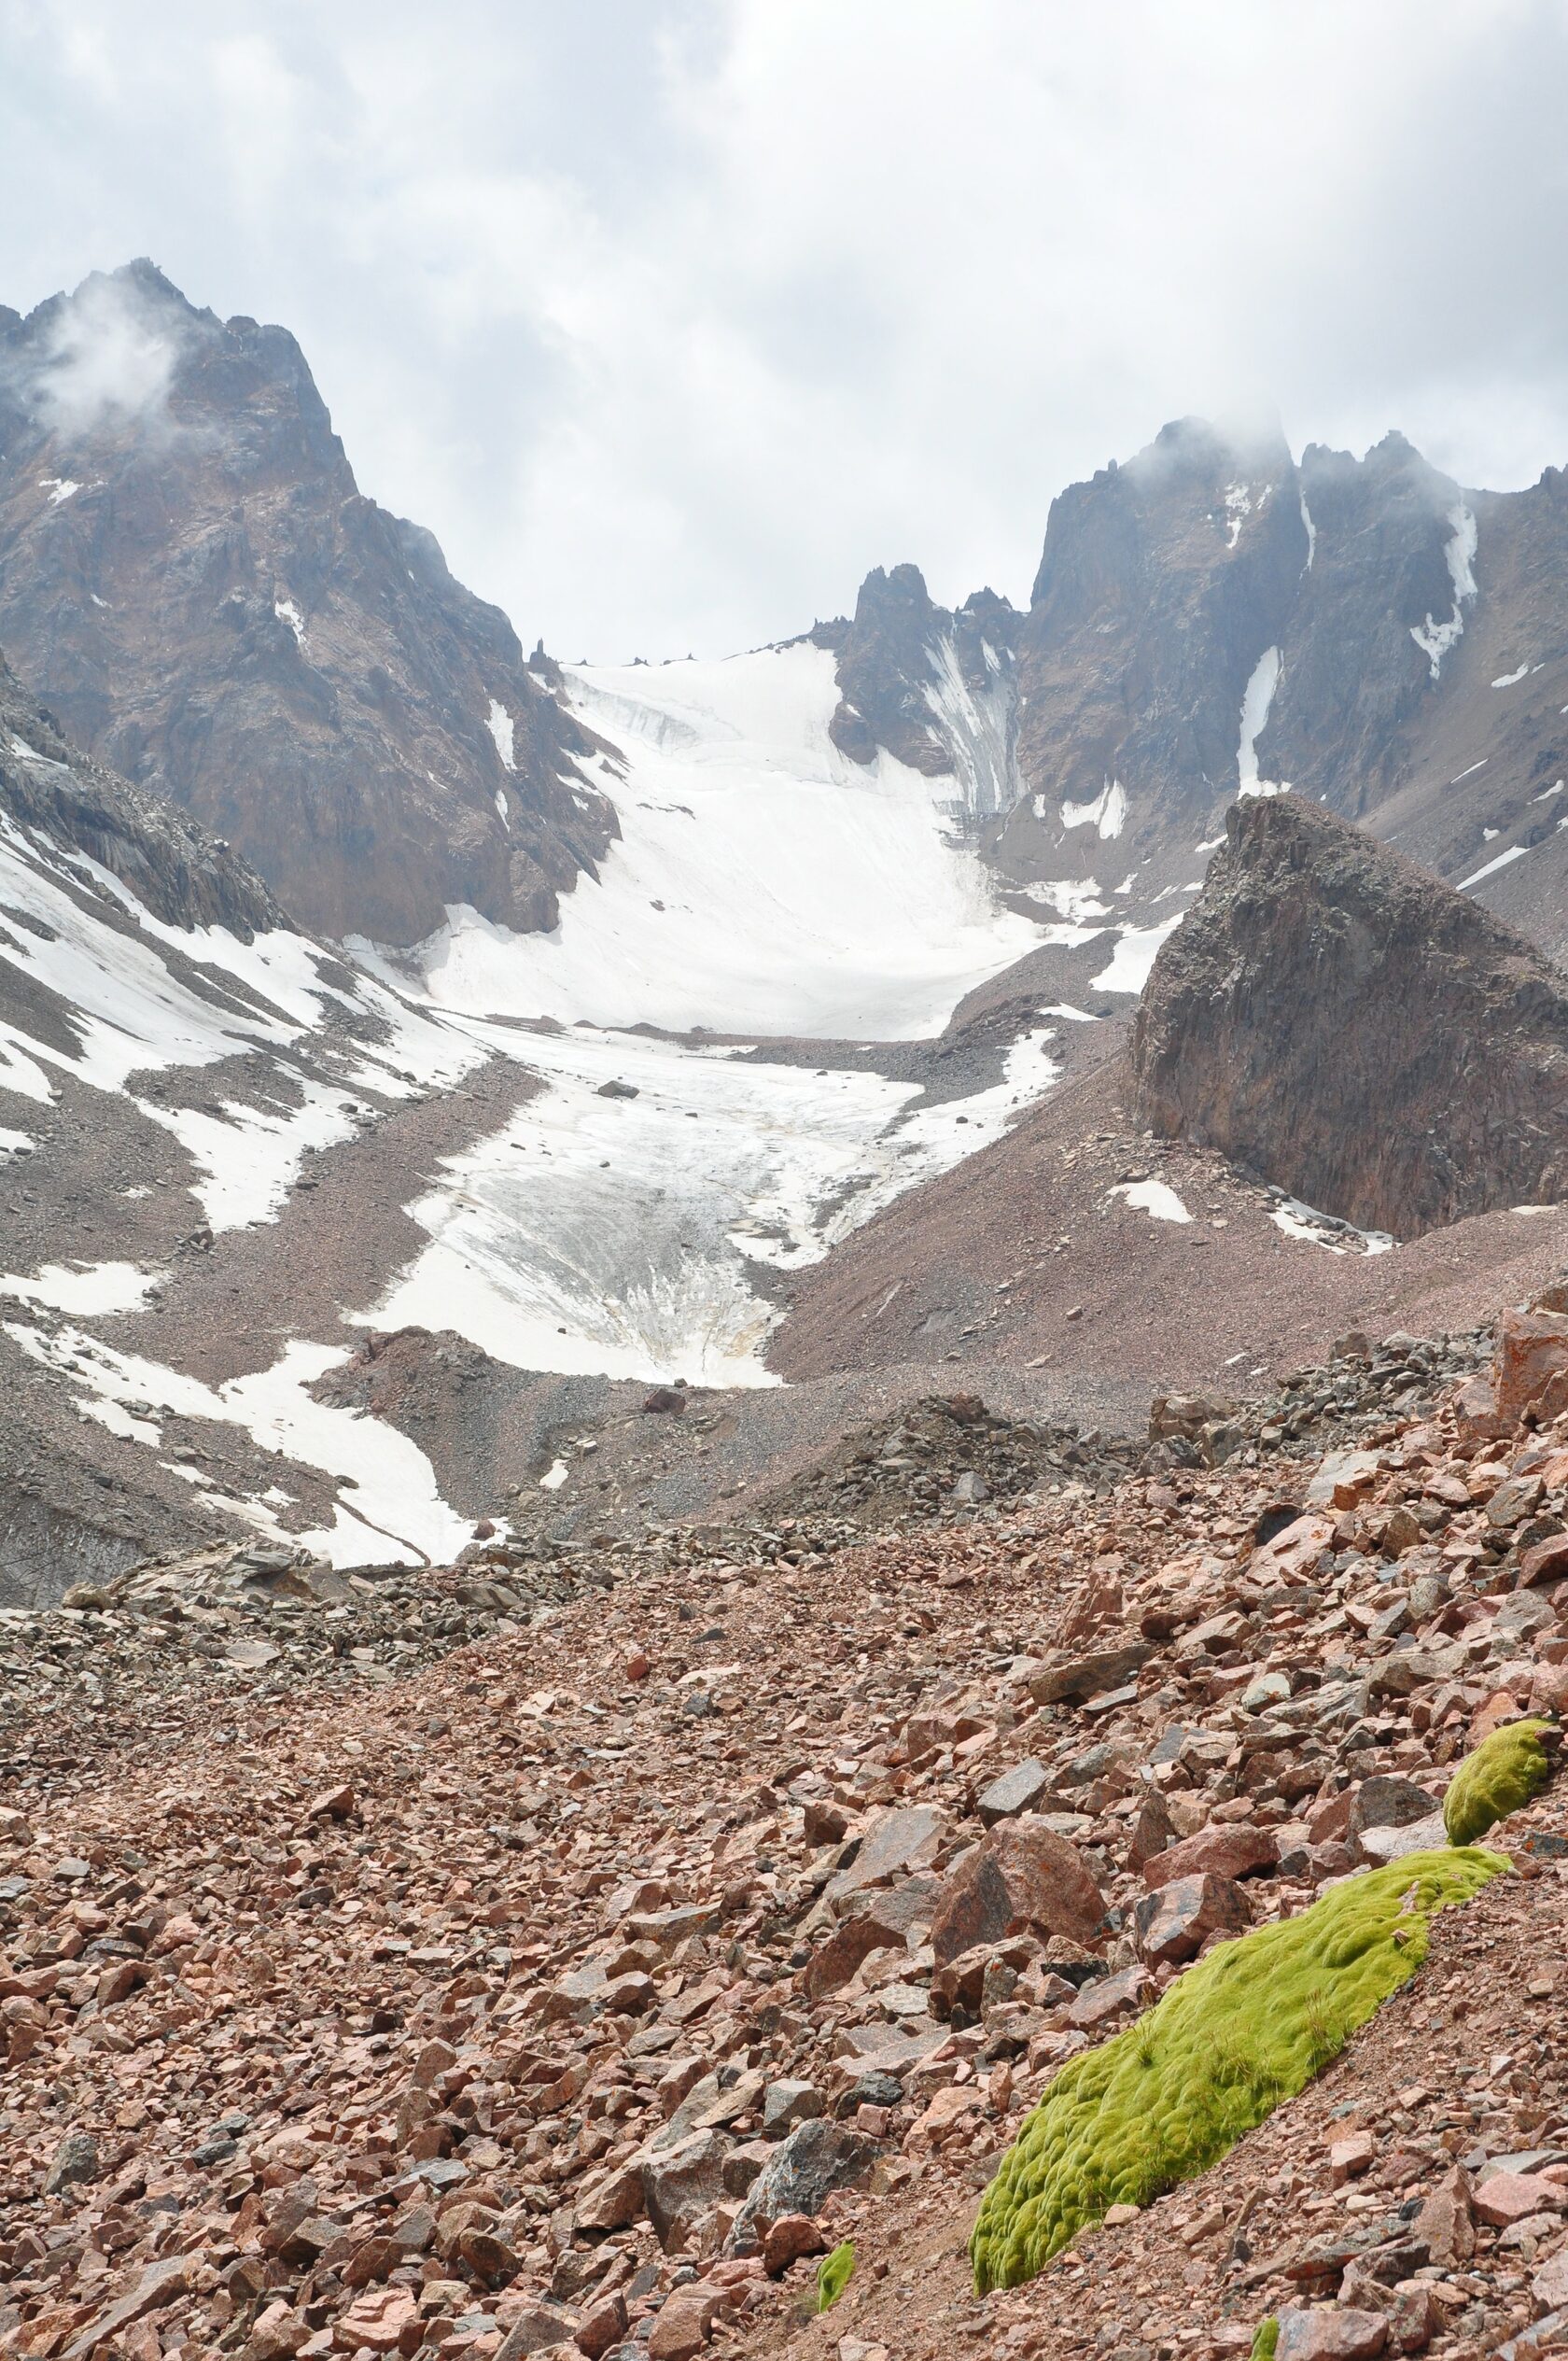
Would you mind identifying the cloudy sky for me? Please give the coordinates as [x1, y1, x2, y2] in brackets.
[2, 0, 1566, 659]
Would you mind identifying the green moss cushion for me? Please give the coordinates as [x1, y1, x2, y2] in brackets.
[971, 1848, 1505, 2291]
[1443, 1717, 1553, 1846]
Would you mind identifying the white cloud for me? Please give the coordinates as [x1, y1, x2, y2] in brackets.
[29, 267, 181, 437]
[0, 0, 1565, 656]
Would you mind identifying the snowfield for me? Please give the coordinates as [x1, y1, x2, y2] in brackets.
[406, 645, 1042, 1041]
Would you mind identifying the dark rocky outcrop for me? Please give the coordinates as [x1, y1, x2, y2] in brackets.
[0, 260, 616, 944]
[0, 644, 280, 936]
[1130, 796, 1568, 1237]
[828, 561, 958, 774]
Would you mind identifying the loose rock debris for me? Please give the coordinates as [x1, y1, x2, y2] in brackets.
[5, 1308, 1568, 2358]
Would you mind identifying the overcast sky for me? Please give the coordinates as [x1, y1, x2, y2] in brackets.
[3, 0, 1566, 659]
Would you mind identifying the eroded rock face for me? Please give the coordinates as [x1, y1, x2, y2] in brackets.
[0, 646, 280, 936]
[1130, 794, 1568, 1236]
[0, 261, 616, 944]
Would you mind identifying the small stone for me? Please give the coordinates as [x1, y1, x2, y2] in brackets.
[42, 2129, 99, 2195]
[574, 2290, 629, 2358]
[494, 2301, 580, 2358]
[306, 1783, 355, 1821]
[762, 2213, 827, 2274]
[975, 1759, 1051, 1826]
[646, 2284, 721, 2361]
[1133, 1871, 1250, 1964]
[1328, 2130, 1376, 2184]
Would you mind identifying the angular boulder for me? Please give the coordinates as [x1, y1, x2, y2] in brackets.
[1133, 1871, 1251, 1964]
[930, 1822, 1105, 1968]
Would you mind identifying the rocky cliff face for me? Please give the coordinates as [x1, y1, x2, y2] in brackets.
[1130, 795, 1568, 1236]
[0, 645, 280, 936]
[831, 417, 1568, 959]
[0, 261, 616, 944]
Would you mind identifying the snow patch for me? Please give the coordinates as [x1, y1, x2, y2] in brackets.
[1271, 1198, 1393, 1256]
[1459, 842, 1530, 890]
[41, 476, 80, 505]
[1061, 779, 1127, 839]
[1298, 490, 1316, 569]
[539, 1458, 569, 1491]
[485, 699, 516, 768]
[1111, 1178, 1192, 1225]
[0, 1259, 159, 1314]
[1091, 916, 1183, 994]
[921, 632, 1015, 822]
[273, 598, 306, 648]
[1236, 648, 1285, 797]
[1450, 759, 1489, 784]
[1409, 504, 1478, 681]
[1491, 662, 1531, 688]
[1021, 878, 1112, 922]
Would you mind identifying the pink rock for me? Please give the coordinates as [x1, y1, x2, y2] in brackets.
[1141, 1822, 1279, 1890]
[1473, 2169, 1568, 2227]
[929, 1821, 1104, 1966]
[1274, 2307, 1388, 2359]
[1495, 1309, 1568, 1421]
[330, 2286, 416, 2354]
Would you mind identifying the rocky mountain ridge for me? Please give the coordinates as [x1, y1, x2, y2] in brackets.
[824, 421, 1568, 962]
[0, 262, 616, 944]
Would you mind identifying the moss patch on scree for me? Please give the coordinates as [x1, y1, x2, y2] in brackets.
[970, 1847, 1505, 2292]
[1443, 1717, 1553, 1846]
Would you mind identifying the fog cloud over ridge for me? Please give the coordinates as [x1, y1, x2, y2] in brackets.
[1, 0, 1565, 657]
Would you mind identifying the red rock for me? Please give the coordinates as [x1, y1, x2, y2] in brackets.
[1412, 2165, 1475, 2266]
[306, 1783, 355, 1821]
[1134, 1872, 1250, 1963]
[1495, 1309, 1568, 1421]
[1274, 2308, 1388, 2359]
[1328, 2130, 1376, 2184]
[1519, 1533, 1568, 1588]
[1067, 1963, 1150, 2026]
[62, 2258, 191, 2361]
[762, 2213, 826, 2275]
[1533, 2250, 1568, 2311]
[1141, 1822, 1279, 1890]
[1473, 2168, 1568, 2227]
[573, 2290, 629, 2358]
[246, 2301, 309, 2361]
[929, 1822, 1104, 1966]
[495, 2302, 580, 2357]
[646, 2284, 722, 2361]
[330, 2286, 416, 2353]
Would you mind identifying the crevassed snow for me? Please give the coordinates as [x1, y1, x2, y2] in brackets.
[1491, 662, 1531, 688]
[1459, 842, 1530, 890]
[273, 598, 306, 648]
[485, 698, 516, 768]
[0, 1260, 159, 1314]
[1236, 648, 1285, 797]
[1111, 1178, 1192, 1224]
[1060, 779, 1127, 839]
[1091, 915, 1183, 994]
[413, 646, 1039, 1041]
[1410, 504, 1478, 681]
[368, 1017, 1061, 1386]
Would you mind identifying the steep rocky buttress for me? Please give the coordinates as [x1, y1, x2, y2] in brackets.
[1131, 795, 1568, 1237]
